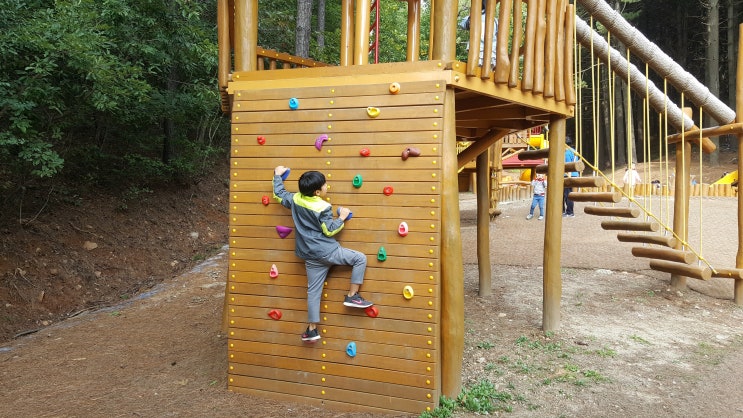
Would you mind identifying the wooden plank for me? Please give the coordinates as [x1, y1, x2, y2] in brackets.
[233, 104, 444, 123]
[231, 76, 447, 100]
[231, 179, 442, 195]
[568, 191, 622, 203]
[231, 156, 442, 171]
[230, 286, 437, 310]
[230, 168, 443, 183]
[232, 131, 443, 146]
[232, 144, 441, 159]
[230, 363, 433, 397]
[233, 91, 443, 111]
[233, 118, 441, 134]
[230, 268, 439, 287]
[711, 268, 743, 280]
[601, 220, 660, 232]
[229, 240, 439, 260]
[565, 176, 606, 188]
[228, 374, 432, 414]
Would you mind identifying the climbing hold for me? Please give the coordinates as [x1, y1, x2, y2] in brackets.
[346, 342, 357, 357]
[261, 195, 270, 206]
[268, 309, 282, 320]
[337, 207, 353, 220]
[403, 285, 415, 300]
[366, 107, 380, 118]
[280, 168, 291, 181]
[288, 98, 299, 109]
[389, 82, 401, 94]
[314, 134, 329, 150]
[359, 148, 370, 157]
[398, 221, 409, 237]
[269, 264, 279, 278]
[365, 306, 379, 318]
[401, 147, 421, 160]
[383, 186, 394, 196]
[377, 246, 387, 261]
[257, 136, 266, 145]
[276, 225, 293, 238]
[352, 174, 363, 188]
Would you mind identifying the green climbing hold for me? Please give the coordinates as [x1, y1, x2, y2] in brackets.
[377, 246, 387, 261]
[353, 174, 363, 188]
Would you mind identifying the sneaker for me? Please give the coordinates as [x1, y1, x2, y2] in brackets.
[526, 214, 533, 220]
[563, 213, 575, 218]
[537, 216, 544, 220]
[301, 327, 321, 342]
[343, 293, 373, 308]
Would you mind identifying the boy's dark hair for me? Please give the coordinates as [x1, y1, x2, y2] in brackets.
[298, 171, 325, 196]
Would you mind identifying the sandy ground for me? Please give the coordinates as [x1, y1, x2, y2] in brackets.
[1, 193, 742, 417]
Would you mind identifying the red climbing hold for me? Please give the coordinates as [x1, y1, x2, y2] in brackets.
[261, 195, 270, 206]
[257, 136, 266, 145]
[268, 309, 282, 320]
[359, 148, 371, 157]
[383, 186, 394, 196]
[365, 306, 379, 318]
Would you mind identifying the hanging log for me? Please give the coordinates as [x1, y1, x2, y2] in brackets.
[601, 220, 659, 232]
[712, 268, 743, 280]
[518, 148, 550, 160]
[535, 160, 584, 174]
[568, 191, 622, 203]
[617, 233, 677, 248]
[565, 176, 606, 188]
[649, 260, 712, 281]
[584, 206, 639, 218]
[631, 246, 697, 264]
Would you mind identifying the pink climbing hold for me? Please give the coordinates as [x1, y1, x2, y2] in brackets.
[276, 225, 293, 238]
[269, 264, 279, 278]
[315, 134, 329, 150]
[398, 221, 409, 237]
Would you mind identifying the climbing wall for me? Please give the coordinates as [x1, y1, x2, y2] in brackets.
[226, 79, 447, 414]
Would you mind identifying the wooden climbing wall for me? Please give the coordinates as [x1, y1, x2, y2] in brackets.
[227, 79, 447, 414]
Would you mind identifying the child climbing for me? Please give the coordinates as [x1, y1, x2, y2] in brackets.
[272, 166, 374, 342]
[526, 174, 547, 220]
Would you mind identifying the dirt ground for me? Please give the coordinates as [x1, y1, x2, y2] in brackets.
[1, 157, 743, 417]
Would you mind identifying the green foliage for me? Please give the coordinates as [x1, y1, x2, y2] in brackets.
[419, 395, 456, 418]
[0, 0, 228, 199]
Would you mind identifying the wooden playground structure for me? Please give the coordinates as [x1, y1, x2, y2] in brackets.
[219, 0, 743, 414]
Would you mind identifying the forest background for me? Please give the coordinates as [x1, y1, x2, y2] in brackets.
[0, 0, 741, 338]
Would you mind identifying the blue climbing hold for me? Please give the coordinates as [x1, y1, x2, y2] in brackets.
[289, 98, 299, 109]
[346, 342, 357, 357]
[280, 168, 291, 181]
[337, 207, 353, 220]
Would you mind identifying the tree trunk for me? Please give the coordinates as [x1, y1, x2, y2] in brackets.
[295, 0, 313, 58]
[316, 0, 325, 52]
[706, 0, 721, 166]
[726, 0, 737, 151]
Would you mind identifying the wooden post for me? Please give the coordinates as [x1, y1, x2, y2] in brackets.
[233, 0, 258, 72]
[406, 0, 422, 62]
[217, 0, 231, 92]
[670, 108, 693, 290]
[434, 0, 463, 399]
[543, 117, 566, 332]
[465, 0, 483, 76]
[477, 150, 492, 297]
[353, 0, 371, 65]
[340, 0, 354, 66]
[735, 24, 743, 304]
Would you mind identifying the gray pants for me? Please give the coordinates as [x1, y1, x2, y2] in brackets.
[305, 246, 367, 323]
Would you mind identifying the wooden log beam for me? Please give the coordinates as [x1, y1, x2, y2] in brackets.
[712, 268, 743, 280]
[650, 260, 712, 281]
[666, 122, 743, 144]
[457, 129, 509, 169]
[584, 206, 640, 218]
[617, 233, 677, 248]
[565, 176, 606, 188]
[534, 160, 583, 174]
[477, 150, 491, 297]
[631, 246, 697, 264]
[602, 220, 660, 232]
[568, 191, 622, 203]
[508, 0, 524, 88]
[518, 148, 550, 160]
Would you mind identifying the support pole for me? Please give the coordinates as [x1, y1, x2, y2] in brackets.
[477, 150, 492, 297]
[233, 0, 258, 72]
[405, 0, 422, 62]
[670, 108, 693, 290]
[735, 24, 743, 304]
[340, 0, 354, 66]
[543, 117, 566, 332]
[353, 0, 371, 65]
[434, 0, 463, 399]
